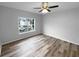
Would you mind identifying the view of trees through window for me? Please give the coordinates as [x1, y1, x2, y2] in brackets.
[18, 17, 35, 33]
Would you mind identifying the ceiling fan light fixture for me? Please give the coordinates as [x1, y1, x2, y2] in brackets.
[34, 2, 59, 14]
[41, 9, 48, 13]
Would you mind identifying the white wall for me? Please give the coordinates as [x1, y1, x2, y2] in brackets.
[0, 6, 43, 45]
[0, 6, 2, 56]
[0, 5, 79, 46]
[43, 8, 79, 45]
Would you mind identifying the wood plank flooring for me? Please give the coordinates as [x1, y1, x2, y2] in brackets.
[1, 34, 79, 57]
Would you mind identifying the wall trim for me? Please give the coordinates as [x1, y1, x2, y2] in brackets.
[2, 33, 79, 46]
[43, 33, 79, 45]
[2, 33, 43, 46]
[0, 46, 1, 56]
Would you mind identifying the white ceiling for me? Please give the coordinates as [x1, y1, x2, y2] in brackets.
[0, 2, 79, 14]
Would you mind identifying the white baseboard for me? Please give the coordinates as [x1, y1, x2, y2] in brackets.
[2, 33, 79, 46]
[0, 45, 1, 56]
[2, 33, 42, 45]
[43, 33, 79, 45]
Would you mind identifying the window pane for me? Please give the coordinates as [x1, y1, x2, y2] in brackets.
[19, 17, 35, 33]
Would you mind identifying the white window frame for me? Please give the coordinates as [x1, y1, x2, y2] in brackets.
[18, 16, 35, 34]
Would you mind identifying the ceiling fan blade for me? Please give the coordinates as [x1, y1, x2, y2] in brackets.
[47, 9, 51, 12]
[34, 7, 41, 9]
[48, 5, 59, 8]
[39, 10, 42, 12]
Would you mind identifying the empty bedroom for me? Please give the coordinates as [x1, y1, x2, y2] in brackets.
[0, 2, 79, 57]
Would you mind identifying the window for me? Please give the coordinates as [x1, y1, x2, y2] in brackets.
[18, 17, 35, 34]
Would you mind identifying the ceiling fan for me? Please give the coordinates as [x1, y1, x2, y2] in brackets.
[34, 2, 59, 13]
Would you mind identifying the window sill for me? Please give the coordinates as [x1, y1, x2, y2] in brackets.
[19, 30, 36, 34]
